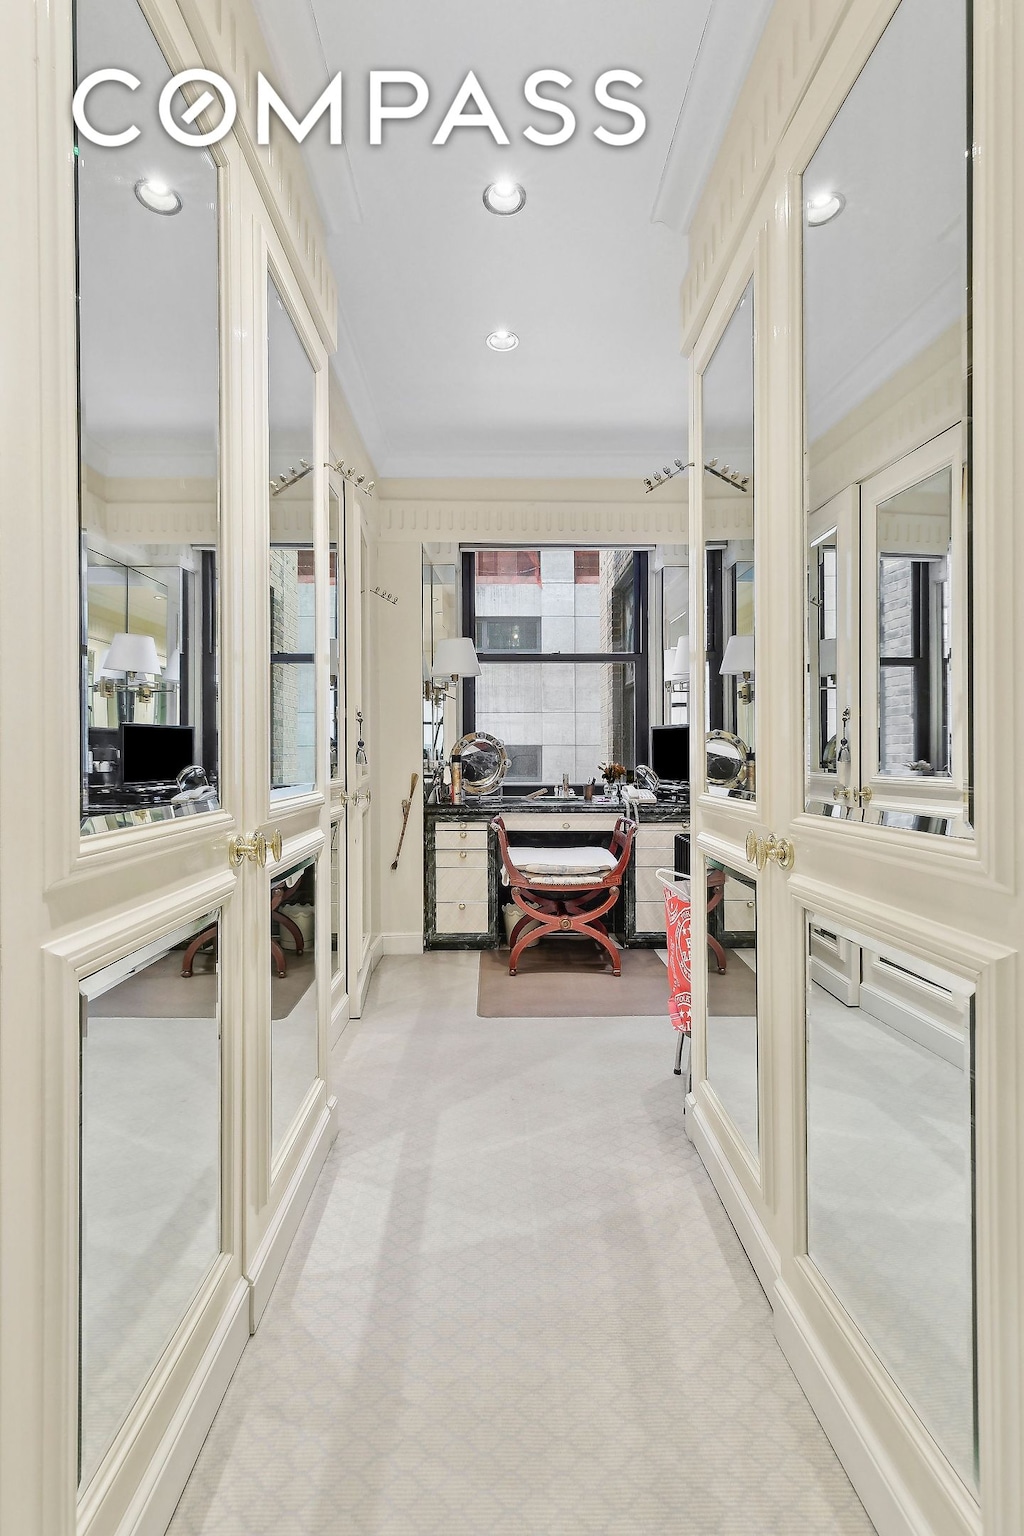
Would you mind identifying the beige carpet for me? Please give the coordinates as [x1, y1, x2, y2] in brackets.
[166, 951, 874, 1536]
[477, 939, 670, 1018]
[94, 950, 315, 1021]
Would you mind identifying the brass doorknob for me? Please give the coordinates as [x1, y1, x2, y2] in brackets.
[745, 830, 795, 872]
[745, 830, 768, 870]
[228, 828, 282, 867]
[765, 834, 795, 870]
[229, 831, 267, 867]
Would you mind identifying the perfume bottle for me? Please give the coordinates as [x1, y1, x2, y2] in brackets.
[449, 747, 464, 804]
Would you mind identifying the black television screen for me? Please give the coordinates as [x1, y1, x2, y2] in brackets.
[650, 725, 690, 782]
[121, 723, 196, 785]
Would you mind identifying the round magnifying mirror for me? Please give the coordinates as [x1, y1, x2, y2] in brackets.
[452, 732, 510, 795]
[706, 730, 748, 791]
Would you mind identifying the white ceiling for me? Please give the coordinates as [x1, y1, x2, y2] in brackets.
[75, 0, 967, 488]
[250, 0, 775, 477]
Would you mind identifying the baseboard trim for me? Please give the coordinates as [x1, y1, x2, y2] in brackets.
[689, 1099, 780, 1299]
[329, 992, 351, 1051]
[858, 983, 964, 1067]
[247, 1100, 336, 1330]
[774, 1282, 941, 1536]
[118, 1278, 249, 1536]
[350, 934, 384, 1018]
[383, 931, 424, 955]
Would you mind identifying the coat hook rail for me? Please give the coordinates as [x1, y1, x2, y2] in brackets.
[643, 458, 751, 494]
[326, 459, 376, 496]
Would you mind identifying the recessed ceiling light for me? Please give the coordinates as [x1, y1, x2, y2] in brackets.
[486, 329, 519, 352]
[806, 190, 845, 227]
[134, 178, 183, 216]
[483, 180, 526, 216]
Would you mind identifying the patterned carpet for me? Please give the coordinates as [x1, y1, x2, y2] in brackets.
[167, 951, 874, 1536]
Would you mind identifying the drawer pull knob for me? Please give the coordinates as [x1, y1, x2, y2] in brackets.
[459, 830, 467, 839]
[562, 822, 570, 829]
[460, 851, 467, 859]
[458, 902, 466, 911]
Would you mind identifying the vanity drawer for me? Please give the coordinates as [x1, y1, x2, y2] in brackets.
[724, 897, 756, 933]
[635, 829, 685, 862]
[436, 846, 488, 869]
[500, 812, 619, 833]
[634, 899, 668, 935]
[435, 900, 490, 934]
[635, 866, 672, 905]
[435, 826, 488, 850]
[435, 866, 489, 905]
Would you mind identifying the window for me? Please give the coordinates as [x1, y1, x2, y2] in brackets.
[463, 548, 648, 787]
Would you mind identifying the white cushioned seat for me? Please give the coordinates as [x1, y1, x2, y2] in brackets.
[506, 844, 619, 878]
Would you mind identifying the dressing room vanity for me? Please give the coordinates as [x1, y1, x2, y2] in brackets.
[424, 799, 689, 950]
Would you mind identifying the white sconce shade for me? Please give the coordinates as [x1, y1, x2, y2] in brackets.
[818, 638, 837, 678]
[432, 637, 481, 679]
[104, 631, 161, 676]
[163, 647, 182, 683]
[720, 634, 755, 677]
[671, 636, 690, 678]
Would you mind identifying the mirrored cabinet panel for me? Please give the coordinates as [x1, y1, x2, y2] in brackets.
[79, 914, 222, 1486]
[660, 551, 690, 727]
[702, 282, 755, 800]
[76, 0, 220, 837]
[271, 855, 320, 1155]
[268, 279, 317, 799]
[803, 0, 971, 838]
[805, 916, 976, 1488]
[329, 486, 344, 781]
[704, 856, 758, 1160]
[331, 817, 346, 990]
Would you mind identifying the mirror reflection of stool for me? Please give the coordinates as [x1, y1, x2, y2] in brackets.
[706, 868, 728, 974]
[180, 870, 306, 978]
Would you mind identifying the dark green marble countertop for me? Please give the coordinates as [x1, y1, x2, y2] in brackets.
[425, 796, 689, 822]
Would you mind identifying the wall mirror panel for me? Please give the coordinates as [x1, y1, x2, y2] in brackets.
[268, 278, 317, 799]
[79, 912, 222, 1487]
[76, 0, 220, 838]
[701, 283, 755, 799]
[660, 550, 690, 726]
[271, 855, 319, 1155]
[803, 0, 971, 838]
[805, 915, 976, 1488]
[704, 856, 758, 1160]
[329, 486, 344, 781]
[422, 544, 460, 776]
[331, 818, 345, 988]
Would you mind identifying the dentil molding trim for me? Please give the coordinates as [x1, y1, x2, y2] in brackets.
[172, 0, 338, 348]
[374, 499, 691, 542]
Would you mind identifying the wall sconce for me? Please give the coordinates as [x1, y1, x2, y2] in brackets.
[97, 632, 172, 701]
[720, 634, 755, 704]
[664, 636, 690, 694]
[425, 636, 481, 707]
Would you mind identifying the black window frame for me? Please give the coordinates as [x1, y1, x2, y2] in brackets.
[461, 547, 649, 793]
